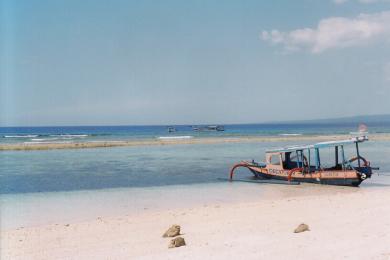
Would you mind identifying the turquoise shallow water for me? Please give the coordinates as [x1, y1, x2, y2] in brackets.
[2, 123, 390, 230]
[2, 123, 389, 194]
[0, 182, 270, 229]
[1, 140, 389, 194]
[0, 142, 272, 194]
[1, 139, 389, 229]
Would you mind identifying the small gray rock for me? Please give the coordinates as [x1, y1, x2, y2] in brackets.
[168, 237, 186, 248]
[162, 225, 181, 237]
[294, 223, 310, 233]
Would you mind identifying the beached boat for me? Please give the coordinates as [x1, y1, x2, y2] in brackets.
[230, 136, 378, 186]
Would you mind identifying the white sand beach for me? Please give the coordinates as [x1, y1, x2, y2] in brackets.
[2, 183, 390, 260]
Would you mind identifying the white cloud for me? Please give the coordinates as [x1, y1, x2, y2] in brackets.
[261, 11, 390, 53]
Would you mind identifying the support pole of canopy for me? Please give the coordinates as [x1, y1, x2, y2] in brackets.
[315, 148, 321, 170]
[341, 145, 346, 170]
[356, 142, 361, 167]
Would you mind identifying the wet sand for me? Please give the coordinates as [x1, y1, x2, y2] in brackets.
[1, 184, 390, 260]
[1, 133, 390, 151]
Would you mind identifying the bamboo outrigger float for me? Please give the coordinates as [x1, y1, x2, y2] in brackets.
[230, 136, 379, 187]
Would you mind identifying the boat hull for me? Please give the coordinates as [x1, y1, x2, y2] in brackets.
[229, 162, 368, 187]
[249, 168, 363, 186]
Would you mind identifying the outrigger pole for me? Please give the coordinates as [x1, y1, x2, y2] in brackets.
[356, 142, 361, 167]
[229, 161, 300, 185]
[229, 161, 254, 180]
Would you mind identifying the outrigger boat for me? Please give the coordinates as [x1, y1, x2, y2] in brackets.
[230, 136, 379, 187]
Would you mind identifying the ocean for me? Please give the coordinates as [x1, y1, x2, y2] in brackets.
[1, 123, 390, 229]
[1, 123, 390, 194]
[1, 122, 390, 145]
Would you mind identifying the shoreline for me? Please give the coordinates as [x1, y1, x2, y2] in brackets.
[2, 133, 390, 151]
[3, 181, 378, 231]
[2, 186, 389, 259]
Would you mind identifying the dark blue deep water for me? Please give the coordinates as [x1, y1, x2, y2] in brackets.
[1, 122, 390, 144]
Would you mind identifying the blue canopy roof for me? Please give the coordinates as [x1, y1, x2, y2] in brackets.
[266, 136, 368, 153]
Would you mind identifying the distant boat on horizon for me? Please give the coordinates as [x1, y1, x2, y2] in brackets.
[167, 126, 177, 133]
[191, 125, 224, 132]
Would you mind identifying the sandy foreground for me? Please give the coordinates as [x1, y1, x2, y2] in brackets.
[2, 133, 390, 151]
[1, 186, 390, 260]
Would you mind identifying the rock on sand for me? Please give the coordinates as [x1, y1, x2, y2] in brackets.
[162, 225, 181, 237]
[168, 237, 186, 248]
[294, 223, 310, 233]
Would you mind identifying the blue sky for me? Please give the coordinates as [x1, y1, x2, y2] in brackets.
[1, 0, 390, 126]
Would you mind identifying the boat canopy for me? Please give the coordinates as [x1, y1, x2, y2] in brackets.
[266, 136, 368, 153]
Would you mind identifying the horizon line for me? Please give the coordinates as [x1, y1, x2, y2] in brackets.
[1, 113, 389, 128]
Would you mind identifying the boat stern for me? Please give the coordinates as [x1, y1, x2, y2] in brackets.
[355, 165, 379, 182]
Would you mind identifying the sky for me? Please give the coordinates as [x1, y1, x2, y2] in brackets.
[1, 0, 390, 126]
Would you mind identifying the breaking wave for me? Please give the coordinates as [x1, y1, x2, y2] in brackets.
[4, 135, 39, 138]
